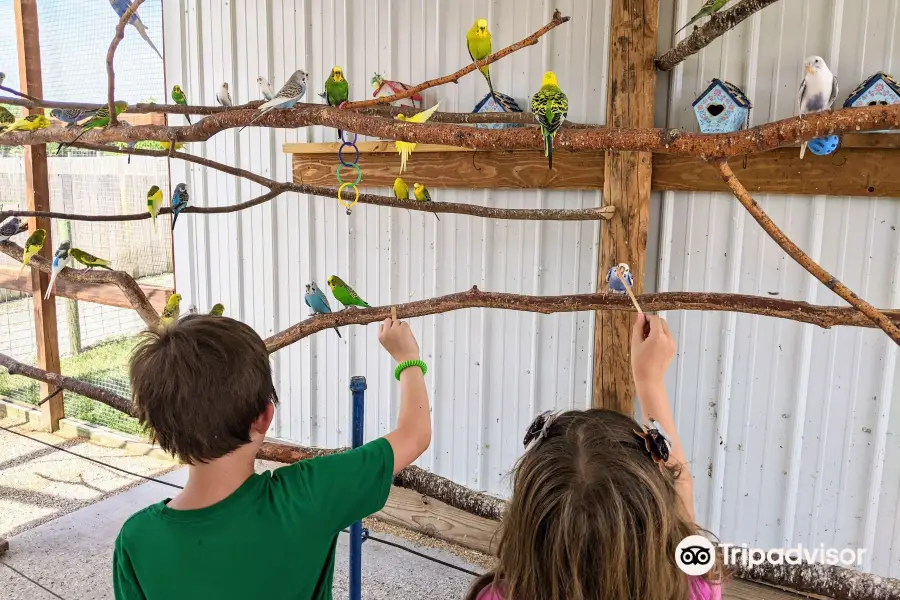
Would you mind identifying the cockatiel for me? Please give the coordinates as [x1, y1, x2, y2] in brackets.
[394, 103, 440, 174]
[798, 55, 839, 159]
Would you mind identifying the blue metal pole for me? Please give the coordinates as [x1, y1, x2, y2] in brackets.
[348, 376, 366, 600]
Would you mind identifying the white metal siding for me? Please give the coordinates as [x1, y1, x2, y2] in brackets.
[661, 0, 900, 576]
[164, 0, 610, 497]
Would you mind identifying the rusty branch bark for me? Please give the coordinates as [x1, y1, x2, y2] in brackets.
[106, 0, 146, 126]
[0, 242, 160, 327]
[734, 561, 900, 600]
[656, 0, 782, 71]
[343, 10, 571, 108]
[715, 160, 900, 345]
[3, 103, 898, 159]
[263, 287, 900, 353]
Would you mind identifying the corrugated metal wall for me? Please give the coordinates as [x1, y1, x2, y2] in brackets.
[163, 0, 610, 497]
[660, 0, 900, 577]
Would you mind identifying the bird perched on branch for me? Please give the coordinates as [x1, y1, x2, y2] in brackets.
[606, 263, 633, 294]
[413, 183, 440, 222]
[305, 282, 342, 338]
[147, 185, 163, 231]
[242, 70, 308, 132]
[171, 183, 189, 230]
[70, 248, 112, 270]
[209, 303, 225, 317]
[18, 228, 45, 277]
[171, 85, 191, 124]
[324, 66, 350, 139]
[0, 217, 27, 242]
[395, 103, 440, 174]
[466, 18, 496, 100]
[159, 141, 185, 152]
[50, 108, 92, 128]
[0, 106, 14, 132]
[257, 76, 274, 101]
[217, 82, 233, 107]
[2, 114, 50, 134]
[393, 177, 409, 201]
[328, 275, 370, 308]
[45, 241, 72, 300]
[161, 293, 182, 325]
[109, 0, 163, 59]
[58, 102, 128, 154]
[675, 0, 732, 35]
[798, 55, 839, 159]
[531, 71, 568, 169]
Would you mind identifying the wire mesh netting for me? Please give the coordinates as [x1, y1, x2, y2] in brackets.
[0, 0, 168, 435]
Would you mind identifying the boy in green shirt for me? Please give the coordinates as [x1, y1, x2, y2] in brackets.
[114, 314, 430, 600]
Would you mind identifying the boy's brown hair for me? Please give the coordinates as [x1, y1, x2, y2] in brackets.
[130, 315, 278, 464]
[467, 409, 722, 600]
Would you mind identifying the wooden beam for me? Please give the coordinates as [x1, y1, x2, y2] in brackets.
[0, 267, 172, 313]
[594, 0, 659, 413]
[15, 0, 62, 432]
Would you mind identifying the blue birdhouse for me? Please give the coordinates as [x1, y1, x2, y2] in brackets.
[844, 72, 900, 108]
[692, 79, 752, 134]
[472, 92, 523, 130]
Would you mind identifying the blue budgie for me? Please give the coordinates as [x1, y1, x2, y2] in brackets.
[304, 281, 342, 338]
[241, 70, 307, 132]
[45, 241, 72, 300]
[49, 108, 93, 129]
[109, 0, 163, 60]
[606, 263, 633, 294]
[171, 183, 189, 230]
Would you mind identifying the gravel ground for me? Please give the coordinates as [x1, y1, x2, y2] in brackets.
[0, 413, 177, 539]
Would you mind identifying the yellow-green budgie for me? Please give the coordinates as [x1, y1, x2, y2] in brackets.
[70, 247, 112, 270]
[18, 228, 46, 278]
[161, 293, 182, 324]
[393, 177, 409, 200]
[413, 183, 440, 222]
[209, 303, 225, 316]
[530, 72, 568, 170]
[159, 141, 185, 152]
[147, 185, 163, 231]
[2, 114, 50, 134]
[466, 18, 496, 99]
[395, 103, 440, 174]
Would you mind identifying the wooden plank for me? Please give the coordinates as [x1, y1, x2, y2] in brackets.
[0, 266, 171, 313]
[284, 141, 468, 154]
[15, 0, 62, 432]
[594, 0, 658, 413]
[293, 148, 603, 190]
[375, 485, 500, 555]
[724, 580, 826, 600]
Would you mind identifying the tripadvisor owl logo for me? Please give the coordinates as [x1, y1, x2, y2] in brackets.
[675, 535, 716, 576]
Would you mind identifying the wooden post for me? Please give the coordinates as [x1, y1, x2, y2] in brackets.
[593, 0, 659, 413]
[15, 0, 63, 431]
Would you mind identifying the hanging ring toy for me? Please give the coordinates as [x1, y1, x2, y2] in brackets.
[337, 182, 360, 210]
[335, 101, 362, 215]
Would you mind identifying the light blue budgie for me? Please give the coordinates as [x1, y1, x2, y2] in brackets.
[171, 183, 189, 230]
[109, 0, 164, 60]
[241, 70, 307, 132]
[45, 241, 72, 300]
[606, 263, 634, 294]
[304, 281, 342, 338]
[49, 108, 93, 129]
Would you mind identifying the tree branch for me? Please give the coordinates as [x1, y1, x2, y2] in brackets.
[715, 160, 900, 345]
[343, 10, 571, 109]
[3, 103, 898, 159]
[263, 287, 900, 353]
[655, 0, 782, 71]
[0, 242, 161, 327]
[106, 0, 146, 126]
[734, 561, 900, 600]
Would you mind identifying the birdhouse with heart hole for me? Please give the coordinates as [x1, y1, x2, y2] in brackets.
[472, 91, 523, 129]
[692, 79, 752, 134]
[844, 72, 900, 109]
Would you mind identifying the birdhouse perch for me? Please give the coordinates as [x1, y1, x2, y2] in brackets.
[692, 78, 752, 134]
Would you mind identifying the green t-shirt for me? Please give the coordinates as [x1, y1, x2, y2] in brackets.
[113, 438, 394, 600]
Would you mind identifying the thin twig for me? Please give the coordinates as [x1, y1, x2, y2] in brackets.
[656, 0, 782, 71]
[106, 0, 146, 126]
[617, 267, 643, 315]
[0, 242, 160, 328]
[715, 159, 900, 345]
[3, 103, 898, 159]
[343, 10, 571, 108]
[0, 85, 41, 103]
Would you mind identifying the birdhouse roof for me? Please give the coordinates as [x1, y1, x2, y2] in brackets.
[473, 92, 523, 113]
[372, 80, 423, 101]
[843, 71, 900, 107]
[691, 78, 752, 109]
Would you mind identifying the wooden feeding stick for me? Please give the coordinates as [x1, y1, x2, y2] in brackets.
[617, 266, 643, 315]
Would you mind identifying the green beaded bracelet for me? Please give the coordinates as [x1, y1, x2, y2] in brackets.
[395, 359, 427, 381]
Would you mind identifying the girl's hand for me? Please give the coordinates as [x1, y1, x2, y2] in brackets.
[630, 314, 676, 389]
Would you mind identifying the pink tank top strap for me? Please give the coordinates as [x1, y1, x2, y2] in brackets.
[689, 576, 722, 600]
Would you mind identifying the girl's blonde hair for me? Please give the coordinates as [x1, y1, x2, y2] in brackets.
[466, 409, 721, 600]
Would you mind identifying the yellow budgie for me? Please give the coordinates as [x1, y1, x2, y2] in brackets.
[394, 103, 440, 174]
[160, 293, 182, 325]
[2, 114, 50, 134]
[160, 141, 185, 151]
[466, 19, 496, 99]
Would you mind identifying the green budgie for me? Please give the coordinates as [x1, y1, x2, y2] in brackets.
[328, 275, 370, 308]
[466, 18, 496, 100]
[209, 303, 225, 316]
[59, 102, 128, 154]
[0, 106, 17, 131]
[530, 71, 568, 170]
[171, 85, 191, 124]
[324, 66, 350, 139]
[675, 0, 732, 35]
[70, 247, 112, 270]
[161, 293, 182, 325]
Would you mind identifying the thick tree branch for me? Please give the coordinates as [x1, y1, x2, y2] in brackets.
[106, 0, 146, 126]
[656, 0, 782, 71]
[0, 242, 160, 327]
[3, 104, 897, 159]
[0, 95, 265, 116]
[715, 160, 900, 345]
[263, 287, 900, 353]
[734, 561, 900, 600]
[343, 10, 570, 109]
